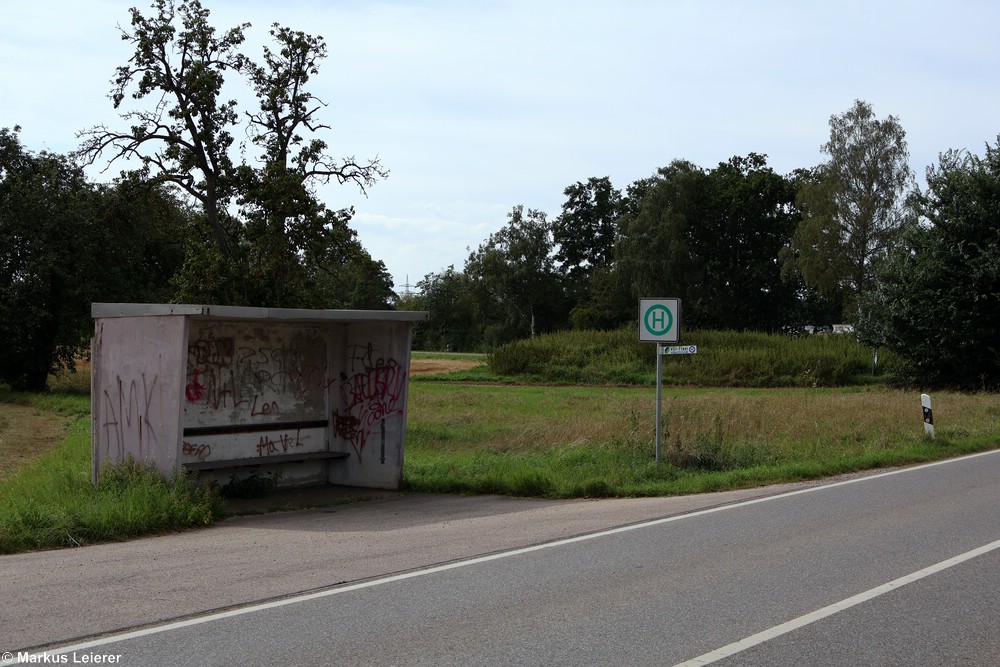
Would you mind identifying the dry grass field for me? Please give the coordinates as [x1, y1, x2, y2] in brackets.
[408, 356, 483, 375]
[0, 405, 70, 482]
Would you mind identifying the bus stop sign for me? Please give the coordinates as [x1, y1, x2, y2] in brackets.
[639, 298, 681, 343]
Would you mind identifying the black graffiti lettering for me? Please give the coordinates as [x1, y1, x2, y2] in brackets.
[256, 429, 305, 456]
[101, 374, 160, 461]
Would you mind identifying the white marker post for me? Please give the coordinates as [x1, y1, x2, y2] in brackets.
[638, 299, 685, 466]
[921, 393, 934, 439]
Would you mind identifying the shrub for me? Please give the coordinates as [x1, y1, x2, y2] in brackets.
[487, 329, 898, 387]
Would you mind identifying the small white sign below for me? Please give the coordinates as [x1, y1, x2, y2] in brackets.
[661, 345, 698, 355]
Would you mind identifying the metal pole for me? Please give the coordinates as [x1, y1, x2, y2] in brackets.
[656, 342, 663, 467]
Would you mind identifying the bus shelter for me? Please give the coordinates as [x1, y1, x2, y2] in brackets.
[91, 303, 428, 489]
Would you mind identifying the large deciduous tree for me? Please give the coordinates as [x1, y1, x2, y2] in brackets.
[553, 176, 622, 280]
[78, 0, 247, 260]
[77, 0, 388, 307]
[0, 128, 98, 390]
[552, 176, 627, 329]
[615, 160, 705, 311]
[785, 99, 916, 318]
[615, 155, 801, 331]
[0, 128, 187, 390]
[858, 142, 1000, 390]
[408, 267, 480, 351]
[465, 205, 567, 344]
[688, 154, 802, 331]
[236, 24, 389, 307]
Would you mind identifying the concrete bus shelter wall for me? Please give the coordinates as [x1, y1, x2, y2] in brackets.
[91, 303, 428, 490]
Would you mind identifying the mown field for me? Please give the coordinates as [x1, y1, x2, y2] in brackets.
[1, 334, 998, 554]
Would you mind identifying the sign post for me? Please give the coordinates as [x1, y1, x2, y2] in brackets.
[656, 341, 663, 466]
[638, 299, 688, 466]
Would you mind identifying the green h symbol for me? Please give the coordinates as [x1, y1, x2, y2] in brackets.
[645, 305, 673, 336]
[651, 308, 667, 330]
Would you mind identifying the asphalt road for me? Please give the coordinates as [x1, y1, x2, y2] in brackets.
[3, 450, 998, 666]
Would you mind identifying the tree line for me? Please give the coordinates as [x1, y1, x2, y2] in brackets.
[402, 101, 1000, 390]
[402, 100, 911, 344]
[2, 0, 998, 392]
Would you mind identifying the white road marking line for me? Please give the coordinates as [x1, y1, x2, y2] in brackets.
[6, 449, 998, 664]
[672, 537, 1000, 666]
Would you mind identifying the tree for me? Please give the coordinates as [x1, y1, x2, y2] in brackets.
[553, 177, 622, 280]
[78, 0, 248, 261]
[77, 0, 387, 307]
[615, 156, 801, 331]
[0, 128, 187, 390]
[95, 174, 189, 305]
[465, 205, 566, 344]
[786, 100, 916, 318]
[615, 160, 705, 312]
[236, 24, 389, 307]
[858, 142, 1000, 389]
[304, 231, 395, 310]
[552, 176, 627, 329]
[0, 128, 98, 390]
[687, 154, 802, 331]
[570, 175, 660, 330]
[409, 267, 480, 351]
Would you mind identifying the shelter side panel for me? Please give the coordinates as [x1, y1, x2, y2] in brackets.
[91, 315, 186, 479]
[328, 321, 413, 488]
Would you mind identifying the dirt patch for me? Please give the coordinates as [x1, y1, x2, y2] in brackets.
[409, 357, 483, 375]
[0, 404, 69, 482]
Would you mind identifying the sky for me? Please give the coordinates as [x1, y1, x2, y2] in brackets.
[3, 0, 1000, 294]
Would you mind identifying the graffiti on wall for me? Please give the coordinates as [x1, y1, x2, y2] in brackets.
[182, 441, 211, 461]
[185, 333, 333, 416]
[183, 327, 329, 444]
[100, 373, 160, 462]
[255, 429, 308, 456]
[333, 343, 406, 463]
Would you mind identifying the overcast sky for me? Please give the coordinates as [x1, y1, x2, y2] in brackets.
[3, 0, 999, 293]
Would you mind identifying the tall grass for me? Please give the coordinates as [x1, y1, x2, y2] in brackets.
[0, 395, 223, 554]
[487, 329, 899, 387]
[403, 384, 1000, 498]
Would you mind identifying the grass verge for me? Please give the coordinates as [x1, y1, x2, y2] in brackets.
[402, 384, 1000, 497]
[0, 394, 222, 554]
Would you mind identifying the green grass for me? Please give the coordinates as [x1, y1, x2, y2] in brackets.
[402, 384, 1000, 497]
[1, 331, 997, 553]
[0, 393, 222, 554]
[410, 351, 497, 383]
[0, 390, 91, 416]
